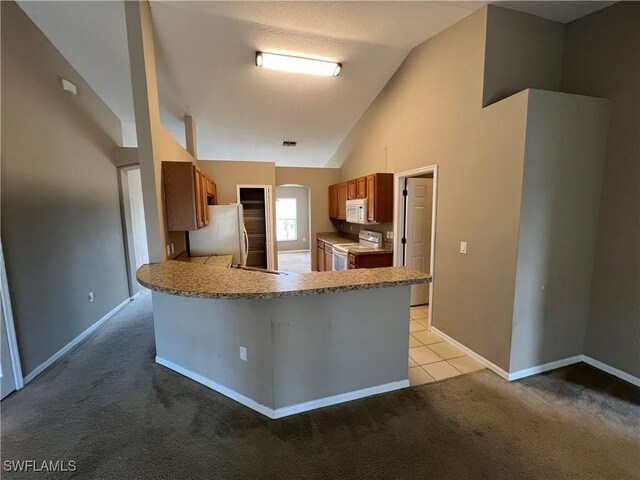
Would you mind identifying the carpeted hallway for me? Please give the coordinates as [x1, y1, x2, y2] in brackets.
[2, 291, 639, 479]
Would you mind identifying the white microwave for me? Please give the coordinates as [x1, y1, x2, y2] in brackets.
[346, 199, 368, 224]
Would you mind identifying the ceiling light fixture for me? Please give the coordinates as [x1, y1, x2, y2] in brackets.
[255, 52, 341, 77]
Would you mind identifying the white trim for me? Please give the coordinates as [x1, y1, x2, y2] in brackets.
[508, 355, 583, 381]
[273, 380, 409, 418]
[156, 356, 409, 419]
[236, 184, 276, 270]
[155, 356, 275, 417]
[130, 291, 142, 300]
[24, 298, 130, 384]
[277, 249, 311, 254]
[0, 241, 24, 390]
[431, 327, 510, 380]
[432, 326, 640, 386]
[582, 355, 640, 387]
[394, 165, 438, 328]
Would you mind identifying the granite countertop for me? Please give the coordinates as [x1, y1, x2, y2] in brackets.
[175, 254, 233, 267]
[341, 245, 394, 256]
[316, 232, 355, 246]
[136, 260, 431, 300]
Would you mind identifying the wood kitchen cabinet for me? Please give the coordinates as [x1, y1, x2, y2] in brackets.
[366, 173, 394, 223]
[348, 252, 393, 269]
[316, 240, 325, 272]
[347, 179, 357, 200]
[163, 161, 217, 231]
[328, 185, 338, 220]
[337, 182, 347, 220]
[356, 176, 367, 199]
[328, 174, 392, 222]
[324, 248, 333, 271]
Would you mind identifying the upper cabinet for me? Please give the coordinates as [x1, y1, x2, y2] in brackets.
[356, 176, 367, 199]
[163, 161, 217, 231]
[328, 184, 338, 219]
[337, 182, 347, 220]
[328, 173, 393, 223]
[347, 179, 357, 200]
[366, 173, 393, 222]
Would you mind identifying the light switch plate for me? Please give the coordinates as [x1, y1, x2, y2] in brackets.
[239, 346, 247, 361]
[460, 241, 467, 254]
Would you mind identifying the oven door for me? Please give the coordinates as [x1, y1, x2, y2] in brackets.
[332, 247, 349, 271]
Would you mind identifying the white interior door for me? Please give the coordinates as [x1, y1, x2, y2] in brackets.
[405, 177, 433, 306]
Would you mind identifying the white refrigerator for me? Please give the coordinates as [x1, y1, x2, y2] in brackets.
[188, 204, 248, 265]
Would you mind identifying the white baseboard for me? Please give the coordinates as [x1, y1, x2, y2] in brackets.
[24, 298, 130, 384]
[273, 379, 409, 418]
[508, 355, 583, 381]
[277, 249, 311, 254]
[156, 356, 409, 419]
[431, 327, 640, 387]
[582, 355, 640, 387]
[431, 327, 510, 380]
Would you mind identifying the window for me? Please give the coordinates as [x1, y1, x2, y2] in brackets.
[276, 198, 297, 241]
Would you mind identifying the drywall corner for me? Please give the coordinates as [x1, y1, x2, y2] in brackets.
[509, 89, 610, 373]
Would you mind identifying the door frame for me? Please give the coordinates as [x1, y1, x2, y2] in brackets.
[118, 165, 148, 299]
[236, 184, 276, 270]
[0, 241, 24, 391]
[393, 165, 439, 329]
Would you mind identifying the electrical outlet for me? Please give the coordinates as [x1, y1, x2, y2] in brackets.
[88, 291, 94, 302]
[170, 243, 175, 254]
[388, 231, 394, 240]
[166, 244, 171, 256]
[239, 346, 247, 361]
[460, 241, 467, 254]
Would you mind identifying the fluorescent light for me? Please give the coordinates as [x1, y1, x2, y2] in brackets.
[255, 52, 341, 77]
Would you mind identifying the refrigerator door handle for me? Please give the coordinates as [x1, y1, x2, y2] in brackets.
[242, 227, 249, 265]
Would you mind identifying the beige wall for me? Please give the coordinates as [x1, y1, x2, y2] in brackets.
[199, 160, 278, 268]
[275, 167, 341, 271]
[328, 8, 532, 370]
[125, 1, 195, 263]
[483, 6, 564, 106]
[275, 186, 310, 252]
[1, 2, 129, 376]
[510, 90, 610, 372]
[561, 2, 640, 377]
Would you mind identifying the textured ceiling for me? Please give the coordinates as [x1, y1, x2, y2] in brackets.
[17, 1, 615, 167]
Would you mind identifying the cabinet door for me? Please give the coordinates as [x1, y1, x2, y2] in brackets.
[356, 177, 367, 198]
[324, 249, 333, 271]
[347, 180, 357, 200]
[337, 183, 347, 220]
[193, 167, 204, 228]
[329, 185, 338, 219]
[366, 174, 375, 221]
[317, 240, 325, 272]
[200, 172, 209, 226]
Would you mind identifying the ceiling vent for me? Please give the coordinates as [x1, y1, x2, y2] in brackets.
[281, 141, 297, 147]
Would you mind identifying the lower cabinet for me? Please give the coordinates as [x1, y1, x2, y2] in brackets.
[317, 240, 325, 272]
[348, 252, 393, 269]
[324, 249, 333, 271]
[317, 240, 333, 271]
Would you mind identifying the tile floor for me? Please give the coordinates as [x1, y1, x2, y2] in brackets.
[408, 305, 485, 385]
[277, 251, 311, 273]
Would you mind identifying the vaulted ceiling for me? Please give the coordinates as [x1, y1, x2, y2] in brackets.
[17, 1, 613, 167]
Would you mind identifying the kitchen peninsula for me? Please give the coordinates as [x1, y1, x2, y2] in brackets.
[138, 259, 430, 418]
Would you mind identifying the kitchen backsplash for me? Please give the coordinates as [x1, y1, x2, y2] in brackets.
[336, 221, 395, 249]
